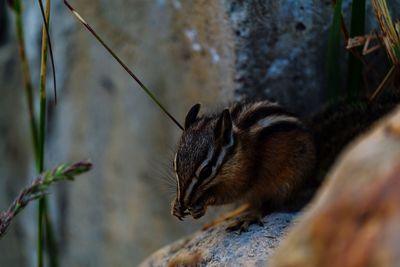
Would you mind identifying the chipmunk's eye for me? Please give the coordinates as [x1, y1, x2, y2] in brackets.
[198, 165, 212, 180]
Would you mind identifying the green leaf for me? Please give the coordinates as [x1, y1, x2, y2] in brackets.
[327, 0, 343, 101]
[346, 0, 366, 101]
[395, 46, 400, 61]
[7, 0, 21, 13]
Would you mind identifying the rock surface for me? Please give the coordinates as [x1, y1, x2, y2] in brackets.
[139, 213, 296, 267]
[269, 107, 400, 267]
[0, 23, 31, 266]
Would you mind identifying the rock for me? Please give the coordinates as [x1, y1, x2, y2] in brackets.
[269, 107, 400, 267]
[0, 25, 31, 266]
[225, 0, 350, 114]
[139, 213, 295, 267]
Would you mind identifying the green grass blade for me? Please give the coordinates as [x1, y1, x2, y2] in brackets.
[369, 65, 395, 101]
[10, 1, 66, 265]
[37, 1, 52, 267]
[395, 46, 400, 61]
[372, 0, 400, 67]
[10, 0, 40, 161]
[327, 0, 343, 101]
[45, 210, 59, 267]
[38, 0, 58, 104]
[347, 0, 366, 100]
[0, 161, 92, 239]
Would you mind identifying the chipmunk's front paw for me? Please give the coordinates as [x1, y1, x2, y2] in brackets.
[225, 213, 263, 233]
[188, 205, 207, 219]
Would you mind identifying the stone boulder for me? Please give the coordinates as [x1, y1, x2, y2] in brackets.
[270, 108, 400, 267]
[139, 213, 295, 267]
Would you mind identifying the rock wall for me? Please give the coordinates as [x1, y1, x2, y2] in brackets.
[225, 0, 331, 113]
[0, 28, 31, 267]
[46, 1, 235, 266]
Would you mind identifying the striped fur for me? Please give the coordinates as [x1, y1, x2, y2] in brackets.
[171, 100, 314, 220]
[234, 100, 300, 131]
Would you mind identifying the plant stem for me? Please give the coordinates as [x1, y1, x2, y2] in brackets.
[327, 0, 343, 101]
[346, 0, 366, 100]
[63, 0, 184, 131]
[9, 0, 57, 265]
[45, 211, 59, 267]
[369, 65, 396, 101]
[0, 161, 92, 239]
[12, 0, 39, 161]
[372, 0, 400, 68]
[38, 0, 49, 174]
[37, 1, 52, 266]
[11, 0, 63, 265]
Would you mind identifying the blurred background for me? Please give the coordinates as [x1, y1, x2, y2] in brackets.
[0, 0, 394, 266]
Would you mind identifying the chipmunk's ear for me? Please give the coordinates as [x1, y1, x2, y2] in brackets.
[215, 108, 233, 145]
[185, 103, 201, 130]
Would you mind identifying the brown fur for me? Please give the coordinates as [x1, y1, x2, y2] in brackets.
[208, 128, 315, 215]
[186, 128, 315, 222]
[172, 100, 316, 225]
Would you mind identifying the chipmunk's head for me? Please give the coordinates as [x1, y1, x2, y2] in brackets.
[171, 103, 235, 220]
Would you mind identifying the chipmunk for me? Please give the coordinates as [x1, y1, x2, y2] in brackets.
[170, 89, 400, 232]
[171, 100, 316, 232]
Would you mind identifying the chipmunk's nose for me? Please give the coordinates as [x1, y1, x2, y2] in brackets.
[171, 199, 189, 221]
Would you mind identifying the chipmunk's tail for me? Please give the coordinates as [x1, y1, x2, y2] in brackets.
[307, 89, 400, 184]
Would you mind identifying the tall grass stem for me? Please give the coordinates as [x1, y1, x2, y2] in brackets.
[37, 1, 58, 266]
[346, 0, 366, 100]
[327, 0, 343, 100]
[11, 0, 39, 161]
[63, 0, 184, 130]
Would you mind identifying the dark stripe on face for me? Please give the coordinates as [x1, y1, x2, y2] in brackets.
[238, 106, 295, 130]
[256, 121, 306, 141]
[178, 183, 185, 208]
[186, 179, 202, 206]
[185, 149, 218, 206]
[210, 137, 236, 179]
[230, 102, 245, 119]
[185, 135, 236, 206]
[209, 147, 221, 170]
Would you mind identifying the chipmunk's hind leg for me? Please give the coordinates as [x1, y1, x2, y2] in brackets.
[225, 209, 264, 233]
[225, 201, 280, 233]
[202, 204, 250, 231]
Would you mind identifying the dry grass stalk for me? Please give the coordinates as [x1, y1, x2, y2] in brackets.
[372, 0, 400, 67]
[0, 160, 92, 239]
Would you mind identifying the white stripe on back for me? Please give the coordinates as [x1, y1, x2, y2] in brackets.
[251, 115, 300, 133]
